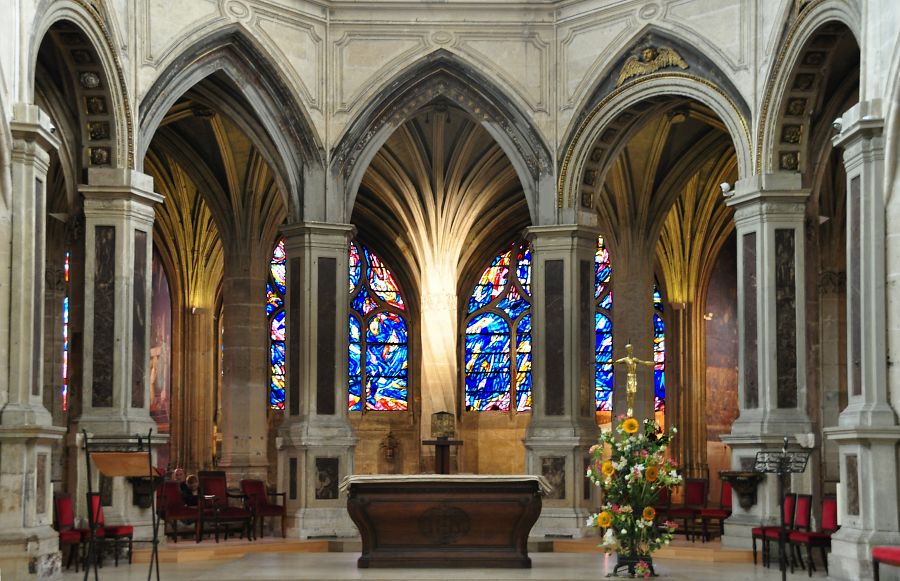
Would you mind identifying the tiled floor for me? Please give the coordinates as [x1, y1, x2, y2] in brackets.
[62, 551, 804, 580]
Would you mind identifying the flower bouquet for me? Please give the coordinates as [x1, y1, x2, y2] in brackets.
[586, 415, 682, 577]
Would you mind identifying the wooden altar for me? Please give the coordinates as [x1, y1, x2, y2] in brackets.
[341, 474, 550, 568]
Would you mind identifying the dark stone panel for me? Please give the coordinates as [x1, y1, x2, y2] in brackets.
[775, 229, 798, 408]
[37, 453, 47, 515]
[32, 178, 44, 396]
[583, 455, 591, 501]
[100, 474, 113, 506]
[289, 457, 298, 500]
[846, 454, 859, 515]
[541, 456, 566, 500]
[317, 258, 336, 415]
[289, 257, 301, 416]
[93, 226, 116, 407]
[315, 457, 339, 499]
[743, 233, 759, 409]
[580, 259, 592, 417]
[132, 230, 147, 408]
[850, 176, 861, 396]
[545, 260, 565, 416]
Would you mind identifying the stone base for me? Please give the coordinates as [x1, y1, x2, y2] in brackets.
[296, 507, 358, 539]
[721, 516, 757, 550]
[0, 528, 61, 580]
[531, 507, 590, 538]
[828, 527, 900, 581]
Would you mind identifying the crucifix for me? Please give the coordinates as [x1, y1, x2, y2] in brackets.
[613, 343, 655, 417]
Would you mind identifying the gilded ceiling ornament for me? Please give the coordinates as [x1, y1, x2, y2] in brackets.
[616, 46, 688, 87]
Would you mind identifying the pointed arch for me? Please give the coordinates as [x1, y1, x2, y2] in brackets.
[757, 1, 862, 175]
[31, 0, 134, 168]
[138, 26, 326, 221]
[331, 49, 554, 226]
[558, 27, 752, 211]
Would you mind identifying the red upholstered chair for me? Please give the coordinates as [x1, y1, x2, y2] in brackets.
[752, 493, 795, 566]
[788, 496, 838, 576]
[763, 493, 811, 568]
[197, 471, 252, 542]
[652, 487, 672, 524]
[240, 479, 287, 539]
[87, 493, 134, 566]
[700, 479, 732, 542]
[159, 480, 199, 543]
[668, 478, 707, 541]
[54, 494, 88, 571]
[873, 546, 900, 581]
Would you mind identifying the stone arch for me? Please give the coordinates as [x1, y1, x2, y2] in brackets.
[758, 0, 861, 175]
[558, 26, 752, 211]
[559, 77, 751, 212]
[31, 0, 133, 169]
[139, 26, 326, 221]
[0, 69, 10, 210]
[331, 49, 554, 226]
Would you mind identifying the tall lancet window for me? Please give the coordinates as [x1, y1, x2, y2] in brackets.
[464, 242, 532, 412]
[594, 237, 614, 424]
[267, 238, 286, 410]
[653, 284, 666, 427]
[348, 242, 409, 411]
[62, 251, 70, 411]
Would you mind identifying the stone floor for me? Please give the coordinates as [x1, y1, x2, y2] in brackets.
[61, 552, 808, 580]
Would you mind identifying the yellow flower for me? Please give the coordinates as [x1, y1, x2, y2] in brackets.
[597, 511, 613, 528]
[601, 460, 615, 477]
[645, 465, 659, 483]
[622, 417, 640, 434]
[642, 506, 656, 521]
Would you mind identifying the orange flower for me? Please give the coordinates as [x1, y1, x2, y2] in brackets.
[642, 506, 656, 521]
[597, 511, 613, 528]
[601, 460, 615, 477]
[645, 465, 659, 483]
[622, 417, 640, 434]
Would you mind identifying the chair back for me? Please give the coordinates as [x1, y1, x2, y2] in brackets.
[721, 480, 733, 510]
[794, 494, 812, 531]
[54, 494, 75, 531]
[783, 493, 797, 527]
[161, 480, 185, 512]
[653, 487, 671, 509]
[199, 471, 228, 506]
[240, 479, 268, 509]
[821, 496, 838, 533]
[683, 478, 708, 508]
[87, 493, 105, 528]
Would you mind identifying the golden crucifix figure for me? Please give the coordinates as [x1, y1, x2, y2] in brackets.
[614, 343, 656, 417]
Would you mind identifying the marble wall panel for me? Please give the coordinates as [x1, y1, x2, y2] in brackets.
[32, 178, 44, 396]
[316, 258, 336, 415]
[706, 236, 738, 439]
[289, 257, 301, 416]
[314, 457, 339, 500]
[545, 260, 565, 416]
[742, 232, 758, 408]
[775, 229, 797, 408]
[849, 176, 861, 396]
[846, 453, 859, 515]
[541, 456, 566, 500]
[289, 457, 298, 500]
[132, 230, 147, 408]
[92, 226, 116, 407]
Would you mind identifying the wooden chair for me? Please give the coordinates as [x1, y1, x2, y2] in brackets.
[873, 546, 900, 581]
[668, 478, 707, 541]
[197, 471, 252, 542]
[652, 487, 672, 525]
[240, 479, 287, 539]
[763, 493, 811, 568]
[700, 479, 732, 542]
[54, 494, 87, 571]
[87, 492, 134, 566]
[788, 496, 838, 576]
[752, 493, 795, 566]
[158, 480, 198, 543]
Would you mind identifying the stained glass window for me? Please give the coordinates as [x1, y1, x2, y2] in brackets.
[267, 238, 286, 409]
[594, 237, 613, 424]
[465, 242, 532, 412]
[62, 251, 70, 411]
[593, 237, 665, 427]
[653, 285, 666, 428]
[348, 242, 408, 411]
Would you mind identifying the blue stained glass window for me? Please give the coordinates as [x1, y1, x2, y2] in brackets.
[267, 238, 287, 409]
[465, 243, 532, 412]
[653, 285, 666, 421]
[348, 243, 408, 411]
[62, 251, 70, 411]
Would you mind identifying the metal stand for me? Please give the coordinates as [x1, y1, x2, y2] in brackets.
[753, 437, 810, 581]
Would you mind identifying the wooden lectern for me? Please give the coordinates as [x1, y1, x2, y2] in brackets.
[424, 411, 461, 474]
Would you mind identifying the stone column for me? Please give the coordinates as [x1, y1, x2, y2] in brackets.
[824, 100, 900, 581]
[0, 103, 66, 578]
[277, 222, 357, 538]
[77, 167, 164, 534]
[524, 225, 598, 537]
[720, 173, 812, 548]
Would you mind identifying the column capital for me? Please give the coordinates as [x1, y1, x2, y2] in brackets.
[10, 103, 60, 160]
[525, 224, 600, 249]
[833, 99, 883, 148]
[281, 221, 355, 248]
[79, 168, 162, 205]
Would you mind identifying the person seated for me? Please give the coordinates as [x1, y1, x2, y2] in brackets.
[181, 474, 199, 507]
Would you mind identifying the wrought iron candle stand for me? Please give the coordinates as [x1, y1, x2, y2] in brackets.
[753, 437, 810, 581]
